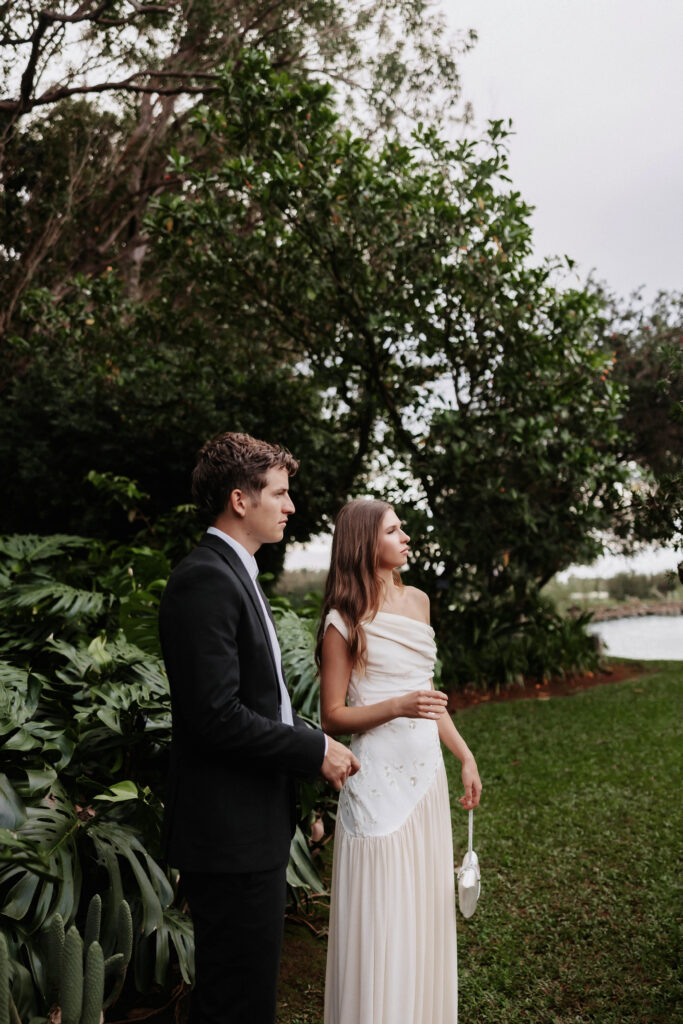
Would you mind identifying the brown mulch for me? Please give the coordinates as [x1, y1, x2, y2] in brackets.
[446, 660, 648, 712]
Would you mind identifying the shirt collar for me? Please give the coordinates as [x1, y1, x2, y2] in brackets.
[206, 526, 259, 581]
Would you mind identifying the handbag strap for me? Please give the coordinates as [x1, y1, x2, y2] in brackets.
[468, 808, 473, 855]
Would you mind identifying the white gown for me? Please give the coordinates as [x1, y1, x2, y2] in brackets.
[324, 610, 458, 1024]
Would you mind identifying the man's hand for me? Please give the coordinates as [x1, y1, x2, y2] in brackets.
[321, 736, 360, 791]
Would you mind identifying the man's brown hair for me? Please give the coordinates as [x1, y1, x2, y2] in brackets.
[191, 432, 298, 525]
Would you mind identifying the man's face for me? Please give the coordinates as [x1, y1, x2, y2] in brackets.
[242, 467, 295, 549]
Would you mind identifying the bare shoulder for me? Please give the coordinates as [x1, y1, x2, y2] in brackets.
[401, 585, 431, 624]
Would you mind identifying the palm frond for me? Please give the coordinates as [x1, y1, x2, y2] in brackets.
[0, 535, 93, 565]
[0, 575, 109, 619]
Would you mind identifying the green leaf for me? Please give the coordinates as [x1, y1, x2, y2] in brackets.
[89, 823, 168, 936]
[0, 774, 27, 828]
[93, 780, 138, 803]
[95, 707, 121, 734]
[286, 826, 325, 895]
[0, 576, 108, 620]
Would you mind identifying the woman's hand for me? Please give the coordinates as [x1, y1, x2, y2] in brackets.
[459, 756, 482, 810]
[397, 690, 449, 720]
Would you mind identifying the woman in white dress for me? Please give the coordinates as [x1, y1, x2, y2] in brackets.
[316, 499, 482, 1024]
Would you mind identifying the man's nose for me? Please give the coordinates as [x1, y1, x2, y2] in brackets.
[285, 497, 295, 514]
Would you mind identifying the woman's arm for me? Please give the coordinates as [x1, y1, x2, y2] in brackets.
[320, 625, 448, 736]
[437, 711, 482, 809]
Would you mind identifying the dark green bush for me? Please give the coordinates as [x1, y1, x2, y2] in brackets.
[438, 597, 600, 691]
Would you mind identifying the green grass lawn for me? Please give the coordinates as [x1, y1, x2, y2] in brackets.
[278, 662, 683, 1023]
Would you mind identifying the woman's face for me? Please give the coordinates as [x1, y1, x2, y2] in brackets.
[376, 508, 410, 570]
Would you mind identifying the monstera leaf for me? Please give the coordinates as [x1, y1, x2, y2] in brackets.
[0, 782, 81, 935]
[134, 903, 195, 990]
[0, 534, 93, 565]
[0, 774, 27, 829]
[0, 574, 110, 619]
[286, 825, 325, 897]
[274, 606, 320, 721]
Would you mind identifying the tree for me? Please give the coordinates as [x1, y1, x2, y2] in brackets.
[0, 0, 474, 333]
[144, 54, 635, 683]
[1, 2, 473, 555]
[0, 271, 360, 575]
[594, 288, 682, 477]
[4, 37, 679, 683]
[600, 289, 683, 556]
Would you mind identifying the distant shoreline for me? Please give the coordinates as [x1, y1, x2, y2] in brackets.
[571, 601, 683, 622]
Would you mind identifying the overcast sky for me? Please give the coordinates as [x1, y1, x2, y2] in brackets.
[445, 0, 683, 300]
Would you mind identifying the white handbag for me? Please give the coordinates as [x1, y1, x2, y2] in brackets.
[457, 808, 480, 918]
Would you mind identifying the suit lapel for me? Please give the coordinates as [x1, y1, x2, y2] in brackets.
[198, 534, 281, 682]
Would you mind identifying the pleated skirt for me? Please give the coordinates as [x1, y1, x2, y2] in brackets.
[324, 761, 458, 1024]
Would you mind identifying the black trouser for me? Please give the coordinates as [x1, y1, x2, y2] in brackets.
[182, 865, 288, 1024]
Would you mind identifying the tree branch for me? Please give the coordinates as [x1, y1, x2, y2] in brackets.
[0, 72, 220, 112]
[35, 0, 170, 25]
[18, 11, 50, 113]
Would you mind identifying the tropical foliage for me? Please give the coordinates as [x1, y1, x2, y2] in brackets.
[0, 533, 184, 1005]
[0, 532, 324, 1008]
[273, 592, 332, 898]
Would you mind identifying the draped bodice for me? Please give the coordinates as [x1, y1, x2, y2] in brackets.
[324, 609, 442, 837]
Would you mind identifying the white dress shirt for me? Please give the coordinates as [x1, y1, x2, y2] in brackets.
[207, 527, 294, 726]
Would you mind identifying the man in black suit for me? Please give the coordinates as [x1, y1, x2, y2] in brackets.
[159, 432, 359, 1024]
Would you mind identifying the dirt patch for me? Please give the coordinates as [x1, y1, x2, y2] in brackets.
[447, 660, 649, 712]
[277, 916, 327, 1021]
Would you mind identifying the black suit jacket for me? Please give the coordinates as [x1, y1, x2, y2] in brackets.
[159, 533, 325, 873]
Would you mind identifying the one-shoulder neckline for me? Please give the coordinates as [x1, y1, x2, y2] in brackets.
[373, 609, 434, 632]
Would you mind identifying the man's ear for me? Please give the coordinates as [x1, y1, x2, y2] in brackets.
[228, 488, 248, 518]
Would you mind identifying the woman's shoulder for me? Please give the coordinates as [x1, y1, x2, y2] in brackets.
[400, 586, 430, 623]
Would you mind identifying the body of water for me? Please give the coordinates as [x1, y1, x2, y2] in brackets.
[588, 615, 683, 661]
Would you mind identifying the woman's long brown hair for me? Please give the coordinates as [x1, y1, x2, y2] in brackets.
[314, 499, 401, 674]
